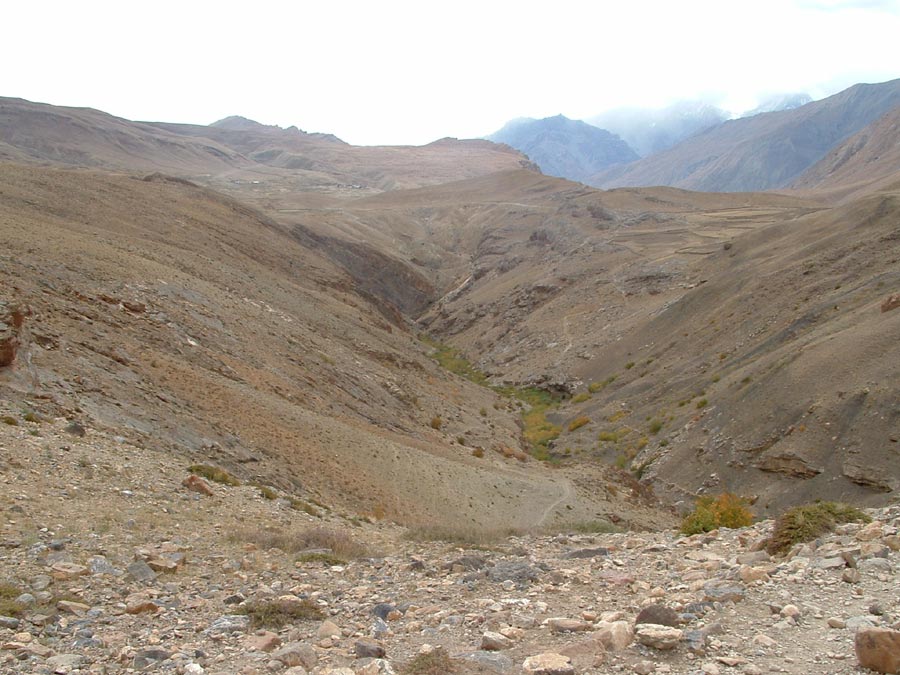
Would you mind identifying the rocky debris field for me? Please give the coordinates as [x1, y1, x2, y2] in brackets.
[0, 416, 899, 675]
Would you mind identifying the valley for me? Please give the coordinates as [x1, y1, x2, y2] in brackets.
[0, 89, 898, 674]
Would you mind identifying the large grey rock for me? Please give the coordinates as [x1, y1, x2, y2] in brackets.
[273, 642, 317, 669]
[522, 653, 575, 675]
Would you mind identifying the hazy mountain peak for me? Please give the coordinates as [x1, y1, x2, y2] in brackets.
[488, 114, 637, 182]
[741, 92, 813, 117]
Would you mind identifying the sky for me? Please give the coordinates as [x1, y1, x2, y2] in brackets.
[3, 0, 899, 146]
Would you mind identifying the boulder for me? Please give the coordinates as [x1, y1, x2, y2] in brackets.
[855, 627, 900, 673]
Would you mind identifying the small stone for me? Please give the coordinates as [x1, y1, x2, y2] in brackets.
[371, 603, 397, 620]
[594, 620, 634, 651]
[739, 565, 769, 583]
[45, 654, 86, 673]
[828, 617, 846, 629]
[635, 604, 680, 627]
[127, 560, 157, 583]
[204, 614, 251, 638]
[355, 639, 386, 659]
[456, 651, 514, 673]
[752, 634, 777, 648]
[133, 648, 171, 669]
[633, 660, 655, 675]
[182, 474, 214, 496]
[481, 631, 513, 651]
[780, 604, 801, 619]
[57, 599, 90, 615]
[700, 663, 721, 675]
[247, 631, 281, 652]
[64, 421, 86, 437]
[522, 652, 575, 675]
[703, 583, 745, 603]
[855, 627, 900, 674]
[49, 562, 88, 580]
[548, 617, 592, 633]
[843, 568, 861, 584]
[563, 547, 609, 559]
[273, 642, 317, 668]
[636, 623, 683, 650]
[317, 619, 341, 639]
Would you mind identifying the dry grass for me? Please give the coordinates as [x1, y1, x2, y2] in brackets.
[231, 526, 367, 558]
[0, 582, 24, 617]
[402, 648, 459, 675]
[404, 523, 524, 547]
[568, 416, 590, 432]
[188, 464, 241, 486]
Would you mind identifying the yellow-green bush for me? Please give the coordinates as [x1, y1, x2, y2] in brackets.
[680, 493, 753, 535]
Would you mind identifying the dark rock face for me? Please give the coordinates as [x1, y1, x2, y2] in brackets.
[0, 302, 26, 367]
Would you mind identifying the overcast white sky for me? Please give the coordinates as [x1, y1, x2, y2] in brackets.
[3, 0, 899, 145]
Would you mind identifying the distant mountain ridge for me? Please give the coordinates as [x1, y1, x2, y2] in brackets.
[591, 78, 900, 192]
[487, 114, 637, 182]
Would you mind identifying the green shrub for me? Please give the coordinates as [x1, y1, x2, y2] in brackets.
[625, 361, 635, 370]
[231, 526, 366, 558]
[1, 416, 17, 426]
[188, 464, 240, 486]
[598, 430, 618, 443]
[238, 598, 323, 628]
[568, 416, 590, 432]
[648, 420, 663, 434]
[297, 552, 345, 566]
[288, 497, 320, 516]
[695, 398, 708, 409]
[572, 392, 592, 403]
[766, 502, 870, 555]
[680, 493, 753, 535]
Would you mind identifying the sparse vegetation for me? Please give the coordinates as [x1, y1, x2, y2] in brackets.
[588, 376, 616, 393]
[22, 410, 42, 423]
[568, 416, 590, 432]
[404, 524, 522, 546]
[625, 361, 635, 369]
[572, 392, 591, 403]
[695, 398, 708, 409]
[297, 552, 346, 565]
[257, 485, 277, 500]
[598, 430, 618, 443]
[188, 464, 241, 486]
[288, 497, 320, 517]
[568, 519, 621, 534]
[680, 492, 754, 535]
[0, 583, 24, 617]
[402, 647, 459, 675]
[429, 416, 443, 430]
[648, 419, 663, 434]
[1, 415, 17, 426]
[238, 598, 323, 628]
[471, 447, 484, 458]
[231, 526, 367, 558]
[766, 502, 870, 555]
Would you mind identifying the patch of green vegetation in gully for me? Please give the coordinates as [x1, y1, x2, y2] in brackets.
[421, 335, 563, 459]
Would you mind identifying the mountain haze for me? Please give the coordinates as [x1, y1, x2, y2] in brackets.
[592, 79, 900, 192]
[588, 101, 728, 157]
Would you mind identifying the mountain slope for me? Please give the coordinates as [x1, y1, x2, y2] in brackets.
[0, 97, 248, 172]
[791, 105, 900, 202]
[488, 115, 637, 182]
[591, 79, 900, 192]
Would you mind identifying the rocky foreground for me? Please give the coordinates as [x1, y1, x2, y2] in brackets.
[0, 416, 899, 675]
